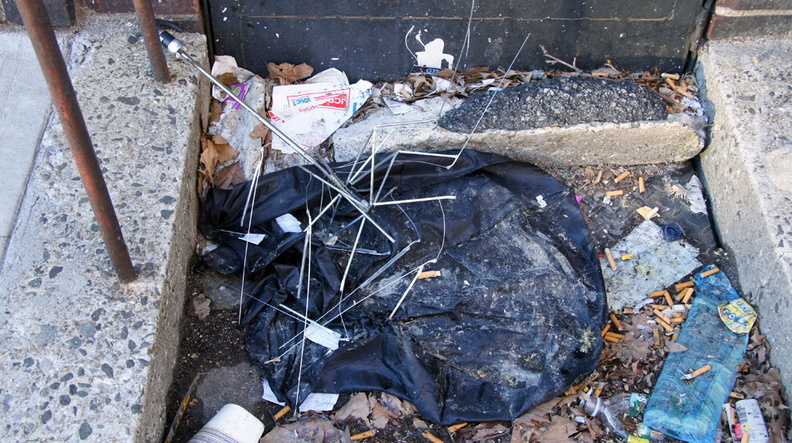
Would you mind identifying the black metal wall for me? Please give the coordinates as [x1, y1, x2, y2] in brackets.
[207, 0, 708, 81]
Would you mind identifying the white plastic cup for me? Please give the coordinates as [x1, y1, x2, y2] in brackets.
[189, 403, 265, 443]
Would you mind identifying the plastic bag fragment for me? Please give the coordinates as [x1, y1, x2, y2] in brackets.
[643, 264, 749, 442]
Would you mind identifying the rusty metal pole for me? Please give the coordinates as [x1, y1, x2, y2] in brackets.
[133, 0, 171, 83]
[15, 0, 137, 282]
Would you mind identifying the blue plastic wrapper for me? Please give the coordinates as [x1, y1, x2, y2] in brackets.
[644, 265, 749, 442]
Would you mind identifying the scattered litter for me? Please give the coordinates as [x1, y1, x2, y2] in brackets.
[735, 399, 770, 442]
[636, 206, 659, 221]
[261, 380, 286, 406]
[299, 393, 340, 412]
[614, 170, 631, 183]
[601, 220, 701, 310]
[275, 213, 301, 233]
[644, 264, 749, 442]
[719, 298, 758, 334]
[681, 363, 712, 380]
[191, 404, 264, 443]
[272, 405, 290, 420]
[192, 294, 211, 320]
[662, 221, 685, 241]
[269, 68, 372, 154]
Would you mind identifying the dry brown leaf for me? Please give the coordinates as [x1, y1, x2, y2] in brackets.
[260, 415, 345, 443]
[267, 62, 314, 85]
[213, 162, 246, 190]
[665, 341, 689, 353]
[334, 392, 371, 426]
[535, 416, 577, 442]
[377, 393, 406, 418]
[199, 136, 219, 178]
[212, 134, 229, 145]
[215, 142, 238, 164]
[469, 423, 509, 441]
[369, 398, 396, 429]
[216, 72, 238, 86]
[250, 123, 271, 140]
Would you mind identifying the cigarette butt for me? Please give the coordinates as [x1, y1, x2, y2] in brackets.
[651, 304, 671, 310]
[604, 332, 625, 340]
[730, 391, 745, 399]
[681, 287, 694, 304]
[609, 313, 623, 331]
[661, 73, 681, 80]
[649, 290, 666, 297]
[273, 405, 291, 421]
[741, 431, 750, 443]
[423, 432, 444, 443]
[602, 324, 612, 337]
[594, 384, 605, 398]
[614, 171, 630, 183]
[604, 334, 622, 343]
[701, 267, 720, 278]
[671, 333, 679, 341]
[653, 309, 672, 324]
[447, 422, 468, 433]
[670, 317, 685, 324]
[605, 190, 624, 197]
[351, 430, 375, 441]
[621, 254, 633, 260]
[663, 290, 674, 306]
[605, 248, 617, 270]
[623, 307, 634, 315]
[653, 328, 661, 346]
[638, 176, 645, 193]
[417, 270, 441, 279]
[675, 281, 694, 292]
[681, 364, 712, 380]
[672, 312, 684, 318]
[636, 206, 659, 220]
[657, 317, 674, 333]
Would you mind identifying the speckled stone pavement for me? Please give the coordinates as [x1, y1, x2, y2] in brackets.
[0, 16, 208, 441]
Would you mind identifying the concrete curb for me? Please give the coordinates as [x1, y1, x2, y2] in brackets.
[697, 38, 792, 395]
[333, 97, 705, 168]
[0, 17, 208, 441]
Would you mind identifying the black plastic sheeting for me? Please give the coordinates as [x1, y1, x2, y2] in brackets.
[199, 150, 607, 425]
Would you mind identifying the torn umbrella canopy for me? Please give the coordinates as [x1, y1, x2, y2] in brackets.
[199, 150, 607, 425]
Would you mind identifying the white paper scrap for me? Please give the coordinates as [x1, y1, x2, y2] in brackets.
[239, 233, 266, 245]
[299, 393, 340, 412]
[305, 321, 341, 350]
[383, 97, 413, 115]
[269, 71, 372, 154]
[261, 379, 286, 406]
[275, 213, 302, 233]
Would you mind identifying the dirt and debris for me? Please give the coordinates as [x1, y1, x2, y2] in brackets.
[438, 77, 668, 132]
[165, 56, 789, 442]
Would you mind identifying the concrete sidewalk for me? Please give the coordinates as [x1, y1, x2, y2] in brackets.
[0, 12, 789, 443]
[0, 16, 208, 441]
[0, 31, 57, 263]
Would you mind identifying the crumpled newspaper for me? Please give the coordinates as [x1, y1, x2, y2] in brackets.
[269, 68, 372, 154]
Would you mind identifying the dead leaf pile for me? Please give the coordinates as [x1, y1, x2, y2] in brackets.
[267, 62, 314, 85]
[197, 133, 251, 192]
[380, 46, 701, 116]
